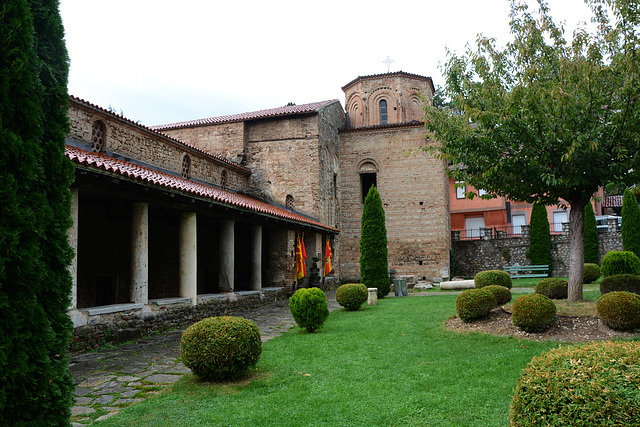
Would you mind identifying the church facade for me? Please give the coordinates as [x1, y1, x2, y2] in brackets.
[65, 71, 450, 344]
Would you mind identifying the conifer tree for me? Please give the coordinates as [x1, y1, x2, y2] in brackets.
[529, 203, 551, 269]
[622, 188, 640, 258]
[583, 202, 599, 265]
[0, 0, 74, 423]
[359, 186, 390, 298]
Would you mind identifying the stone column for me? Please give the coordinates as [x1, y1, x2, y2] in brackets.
[67, 187, 79, 309]
[251, 225, 262, 291]
[180, 212, 197, 305]
[219, 219, 235, 292]
[131, 202, 149, 304]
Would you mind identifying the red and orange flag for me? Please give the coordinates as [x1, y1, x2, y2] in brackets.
[324, 237, 333, 275]
[295, 236, 306, 280]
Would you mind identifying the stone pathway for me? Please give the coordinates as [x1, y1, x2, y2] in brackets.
[69, 290, 341, 425]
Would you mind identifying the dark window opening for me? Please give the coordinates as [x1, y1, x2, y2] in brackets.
[380, 100, 388, 125]
[286, 195, 294, 209]
[333, 173, 338, 198]
[360, 173, 377, 204]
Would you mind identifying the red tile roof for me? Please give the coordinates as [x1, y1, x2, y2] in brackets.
[69, 96, 251, 175]
[151, 100, 340, 131]
[66, 145, 338, 233]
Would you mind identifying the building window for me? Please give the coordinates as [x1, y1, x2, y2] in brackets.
[221, 170, 227, 190]
[181, 154, 191, 179]
[455, 181, 465, 199]
[91, 121, 106, 152]
[286, 195, 294, 209]
[361, 173, 377, 204]
[512, 213, 526, 235]
[553, 211, 568, 232]
[380, 100, 388, 125]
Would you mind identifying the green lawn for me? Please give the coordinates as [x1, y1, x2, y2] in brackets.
[97, 295, 566, 426]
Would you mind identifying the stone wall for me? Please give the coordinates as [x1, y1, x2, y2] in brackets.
[452, 220, 623, 278]
[339, 124, 450, 282]
[158, 121, 247, 166]
[68, 102, 249, 191]
[70, 288, 287, 353]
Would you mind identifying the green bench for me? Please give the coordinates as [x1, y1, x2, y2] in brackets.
[504, 264, 549, 279]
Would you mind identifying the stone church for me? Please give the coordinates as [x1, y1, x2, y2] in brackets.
[65, 71, 450, 343]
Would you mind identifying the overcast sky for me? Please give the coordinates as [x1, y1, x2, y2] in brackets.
[59, 0, 596, 127]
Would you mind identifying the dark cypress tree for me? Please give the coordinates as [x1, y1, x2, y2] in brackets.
[622, 188, 640, 258]
[529, 203, 551, 269]
[359, 186, 390, 298]
[583, 202, 600, 264]
[0, 0, 74, 424]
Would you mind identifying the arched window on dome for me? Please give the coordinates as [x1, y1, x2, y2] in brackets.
[286, 195, 294, 209]
[380, 100, 388, 125]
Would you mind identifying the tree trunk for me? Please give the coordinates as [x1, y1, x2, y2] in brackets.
[567, 201, 586, 301]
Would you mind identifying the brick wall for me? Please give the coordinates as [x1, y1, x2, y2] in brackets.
[339, 124, 450, 282]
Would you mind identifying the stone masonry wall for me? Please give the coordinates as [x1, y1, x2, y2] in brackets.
[159, 122, 246, 166]
[452, 220, 623, 278]
[339, 124, 450, 282]
[68, 104, 249, 192]
[244, 114, 321, 216]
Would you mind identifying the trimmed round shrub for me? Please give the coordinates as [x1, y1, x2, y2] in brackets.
[474, 270, 512, 289]
[483, 285, 512, 305]
[600, 274, 640, 295]
[455, 288, 496, 322]
[583, 263, 601, 284]
[510, 341, 640, 426]
[511, 294, 556, 333]
[335, 283, 368, 311]
[596, 291, 640, 331]
[601, 250, 640, 277]
[534, 278, 568, 300]
[180, 316, 262, 381]
[289, 287, 330, 332]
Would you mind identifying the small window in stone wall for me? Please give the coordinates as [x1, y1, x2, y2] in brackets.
[286, 195, 294, 209]
[181, 154, 191, 179]
[91, 121, 106, 152]
[221, 170, 227, 190]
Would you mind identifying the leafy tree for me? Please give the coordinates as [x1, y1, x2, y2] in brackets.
[360, 186, 390, 298]
[425, 0, 640, 301]
[583, 202, 600, 264]
[529, 203, 551, 269]
[0, 0, 74, 423]
[622, 188, 640, 258]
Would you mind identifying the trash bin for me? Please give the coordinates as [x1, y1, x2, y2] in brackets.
[393, 278, 407, 297]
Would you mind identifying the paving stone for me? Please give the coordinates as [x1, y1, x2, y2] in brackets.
[74, 396, 94, 405]
[144, 374, 183, 384]
[71, 406, 95, 416]
[92, 394, 116, 405]
[116, 375, 140, 382]
[73, 387, 92, 397]
[78, 375, 116, 388]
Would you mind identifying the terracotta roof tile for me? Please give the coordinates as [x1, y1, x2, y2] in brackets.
[69, 96, 250, 174]
[66, 145, 338, 233]
[151, 100, 340, 131]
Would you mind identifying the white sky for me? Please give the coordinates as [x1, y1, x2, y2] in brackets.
[59, 0, 596, 127]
